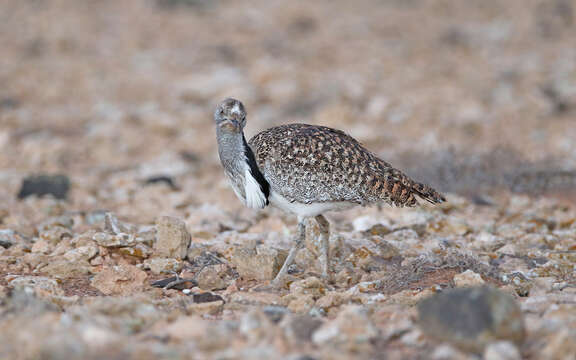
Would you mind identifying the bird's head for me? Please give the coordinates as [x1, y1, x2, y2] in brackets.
[214, 98, 246, 134]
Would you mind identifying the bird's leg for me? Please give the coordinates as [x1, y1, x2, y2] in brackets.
[315, 214, 331, 281]
[272, 217, 306, 287]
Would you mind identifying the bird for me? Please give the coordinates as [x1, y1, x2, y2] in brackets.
[213, 98, 445, 287]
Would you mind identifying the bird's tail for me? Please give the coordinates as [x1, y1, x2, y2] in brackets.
[411, 181, 446, 205]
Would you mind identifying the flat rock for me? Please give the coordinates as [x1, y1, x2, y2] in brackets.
[417, 286, 525, 353]
[42, 259, 92, 279]
[312, 305, 379, 352]
[186, 299, 224, 316]
[143, 257, 182, 274]
[91, 264, 148, 296]
[281, 314, 323, 345]
[229, 291, 283, 306]
[63, 245, 99, 262]
[484, 341, 521, 360]
[9, 276, 65, 298]
[196, 264, 233, 290]
[159, 315, 234, 351]
[230, 245, 287, 281]
[93, 232, 136, 248]
[453, 269, 485, 287]
[154, 216, 191, 259]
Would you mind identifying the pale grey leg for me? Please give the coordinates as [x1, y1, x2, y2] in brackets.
[272, 217, 306, 287]
[315, 214, 331, 281]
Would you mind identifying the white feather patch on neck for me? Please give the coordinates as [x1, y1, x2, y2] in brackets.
[244, 164, 267, 209]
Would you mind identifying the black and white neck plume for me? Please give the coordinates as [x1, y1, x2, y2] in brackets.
[214, 98, 270, 209]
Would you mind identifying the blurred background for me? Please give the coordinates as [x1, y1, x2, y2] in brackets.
[1, 0, 575, 222]
[1, 2, 576, 359]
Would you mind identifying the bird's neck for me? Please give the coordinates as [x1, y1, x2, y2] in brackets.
[216, 129, 247, 174]
[216, 127, 270, 208]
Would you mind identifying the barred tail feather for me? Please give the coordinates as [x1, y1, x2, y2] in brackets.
[412, 182, 446, 204]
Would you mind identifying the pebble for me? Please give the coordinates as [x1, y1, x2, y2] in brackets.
[154, 216, 191, 259]
[230, 245, 287, 281]
[484, 341, 521, 360]
[143, 257, 182, 274]
[312, 305, 379, 352]
[17, 174, 70, 200]
[90, 264, 148, 296]
[418, 286, 525, 353]
[453, 269, 486, 287]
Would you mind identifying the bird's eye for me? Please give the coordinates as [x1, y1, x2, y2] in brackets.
[219, 109, 224, 115]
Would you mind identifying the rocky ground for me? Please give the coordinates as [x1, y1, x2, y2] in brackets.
[1, 0, 575, 359]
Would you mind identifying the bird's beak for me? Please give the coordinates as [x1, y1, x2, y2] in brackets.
[219, 118, 240, 132]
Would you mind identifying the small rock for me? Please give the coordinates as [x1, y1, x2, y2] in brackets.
[262, 305, 290, 323]
[92, 232, 134, 248]
[431, 344, 470, 360]
[42, 259, 92, 279]
[453, 270, 486, 287]
[290, 276, 326, 299]
[287, 294, 315, 314]
[484, 341, 521, 360]
[154, 216, 191, 259]
[230, 245, 287, 281]
[281, 314, 323, 345]
[38, 215, 74, 231]
[9, 276, 65, 298]
[144, 175, 178, 190]
[187, 298, 224, 316]
[312, 305, 379, 352]
[540, 329, 576, 360]
[91, 264, 148, 296]
[159, 315, 233, 351]
[93, 232, 135, 248]
[143, 257, 182, 274]
[363, 223, 392, 236]
[31, 238, 53, 254]
[240, 309, 275, 344]
[388, 288, 435, 306]
[2, 288, 60, 316]
[418, 286, 525, 353]
[39, 226, 72, 245]
[117, 243, 153, 259]
[196, 264, 233, 290]
[0, 229, 19, 248]
[191, 292, 224, 303]
[229, 291, 283, 306]
[63, 245, 99, 262]
[17, 174, 70, 200]
[504, 272, 532, 297]
[316, 292, 345, 311]
[334, 267, 362, 287]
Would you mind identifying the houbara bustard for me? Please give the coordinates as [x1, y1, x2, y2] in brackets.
[214, 98, 445, 286]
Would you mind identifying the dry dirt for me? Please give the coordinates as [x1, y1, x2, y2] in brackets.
[1, 1, 575, 359]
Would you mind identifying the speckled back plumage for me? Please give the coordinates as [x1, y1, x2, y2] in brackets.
[248, 124, 445, 207]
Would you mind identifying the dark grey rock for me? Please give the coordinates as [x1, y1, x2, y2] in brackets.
[417, 286, 525, 353]
[144, 175, 179, 190]
[192, 292, 224, 304]
[17, 174, 70, 200]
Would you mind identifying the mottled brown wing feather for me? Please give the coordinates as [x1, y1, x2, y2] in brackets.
[248, 124, 444, 207]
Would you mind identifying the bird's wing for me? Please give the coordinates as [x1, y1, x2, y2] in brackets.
[248, 124, 444, 206]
